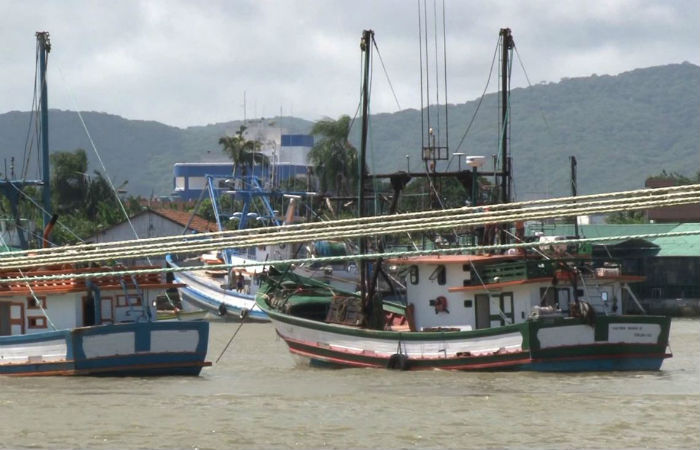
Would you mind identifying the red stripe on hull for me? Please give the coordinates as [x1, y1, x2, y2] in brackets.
[278, 331, 532, 370]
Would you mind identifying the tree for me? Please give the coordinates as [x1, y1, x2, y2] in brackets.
[219, 125, 267, 177]
[308, 115, 358, 197]
[645, 170, 700, 185]
[606, 210, 646, 224]
[50, 149, 89, 214]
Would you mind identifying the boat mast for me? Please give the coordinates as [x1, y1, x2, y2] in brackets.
[358, 29, 373, 305]
[37, 31, 52, 230]
[499, 28, 514, 244]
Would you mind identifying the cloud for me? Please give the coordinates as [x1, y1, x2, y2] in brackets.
[1, 0, 698, 128]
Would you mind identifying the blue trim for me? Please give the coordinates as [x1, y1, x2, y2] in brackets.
[524, 357, 665, 372]
[0, 321, 210, 376]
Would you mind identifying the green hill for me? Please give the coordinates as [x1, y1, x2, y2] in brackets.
[1, 62, 697, 200]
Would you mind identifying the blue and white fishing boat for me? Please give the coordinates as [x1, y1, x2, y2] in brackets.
[0, 32, 210, 376]
[166, 173, 301, 322]
[0, 263, 211, 376]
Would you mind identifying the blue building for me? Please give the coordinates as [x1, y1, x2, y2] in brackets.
[172, 134, 314, 201]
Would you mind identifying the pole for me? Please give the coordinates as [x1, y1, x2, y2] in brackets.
[499, 28, 512, 205]
[571, 155, 579, 239]
[37, 31, 52, 230]
[499, 28, 514, 246]
[358, 29, 373, 306]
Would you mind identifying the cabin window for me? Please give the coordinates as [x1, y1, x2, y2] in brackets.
[116, 295, 142, 307]
[28, 316, 47, 329]
[187, 176, 207, 190]
[409, 265, 419, 285]
[463, 299, 473, 308]
[26, 296, 47, 309]
[462, 264, 470, 272]
[429, 265, 446, 285]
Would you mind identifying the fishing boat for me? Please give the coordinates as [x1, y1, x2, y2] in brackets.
[0, 264, 211, 376]
[167, 145, 360, 320]
[0, 32, 210, 376]
[166, 172, 300, 322]
[254, 28, 673, 372]
[256, 250, 671, 371]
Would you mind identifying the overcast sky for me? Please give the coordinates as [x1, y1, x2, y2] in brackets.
[1, 0, 698, 129]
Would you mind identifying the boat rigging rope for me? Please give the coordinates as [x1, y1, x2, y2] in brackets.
[214, 307, 254, 364]
[4, 184, 697, 259]
[3, 199, 698, 270]
[371, 37, 401, 110]
[0, 234, 57, 330]
[2, 230, 697, 285]
[1, 187, 698, 269]
[7, 181, 85, 244]
[1, 189, 696, 269]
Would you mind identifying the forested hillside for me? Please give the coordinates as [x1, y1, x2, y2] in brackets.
[1, 63, 697, 200]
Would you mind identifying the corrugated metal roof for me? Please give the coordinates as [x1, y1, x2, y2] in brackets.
[650, 223, 700, 257]
[526, 223, 698, 257]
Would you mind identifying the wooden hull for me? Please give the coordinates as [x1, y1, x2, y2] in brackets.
[0, 321, 211, 376]
[258, 299, 671, 372]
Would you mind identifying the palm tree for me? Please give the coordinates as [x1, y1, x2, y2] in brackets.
[219, 125, 267, 177]
[308, 115, 358, 197]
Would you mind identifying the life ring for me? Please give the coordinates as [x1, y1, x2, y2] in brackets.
[386, 353, 409, 370]
[434, 296, 449, 314]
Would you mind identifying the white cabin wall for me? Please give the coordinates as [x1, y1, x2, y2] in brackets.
[512, 285, 535, 323]
[22, 293, 82, 335]
[408, 263, 475, 331]
[101, 288, 157, 323]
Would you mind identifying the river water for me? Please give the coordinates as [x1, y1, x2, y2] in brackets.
[1, 318, 698, 450]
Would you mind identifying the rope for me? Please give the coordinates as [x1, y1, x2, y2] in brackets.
[2, 193, 698, 269]
[2, 230, 697, 284]
[2, 189, 697, 269]
[214, 307, 254, 363]
[65, 74, 142, 243]
[4, 184, 697, 260]
[7, 182, 85, 244]
[1, 194, 693, 268]
[372, 37, 401, 110]
[0, 233, 57, 329]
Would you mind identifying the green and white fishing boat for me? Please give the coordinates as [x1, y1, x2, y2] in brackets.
[255, 28, 672, 372]
[255, 251, 671, 371]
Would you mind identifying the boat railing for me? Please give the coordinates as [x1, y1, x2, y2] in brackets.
[477, 260, 555, 284]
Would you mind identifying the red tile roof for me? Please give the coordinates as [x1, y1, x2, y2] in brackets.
[148, 208, 219, 233]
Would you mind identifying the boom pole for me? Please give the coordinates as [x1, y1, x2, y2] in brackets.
[358, 29, 373, 307]
[499, 28, 514, 245]
[37, 31, 52, 230]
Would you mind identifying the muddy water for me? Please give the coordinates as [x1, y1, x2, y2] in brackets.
[2, 318, 698, 449]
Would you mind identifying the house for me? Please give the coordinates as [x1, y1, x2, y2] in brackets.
[172, 130, 314, 201]
[644, 178, 700, 223]
[87, 207, 218, 265]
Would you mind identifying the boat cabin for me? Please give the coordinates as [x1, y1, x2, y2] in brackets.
[390, 253, 643, 332]
[0, 267, 171, 336]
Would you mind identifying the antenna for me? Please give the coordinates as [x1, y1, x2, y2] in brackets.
[242, 90, 247, 124]
[418, 1, 449, 169]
